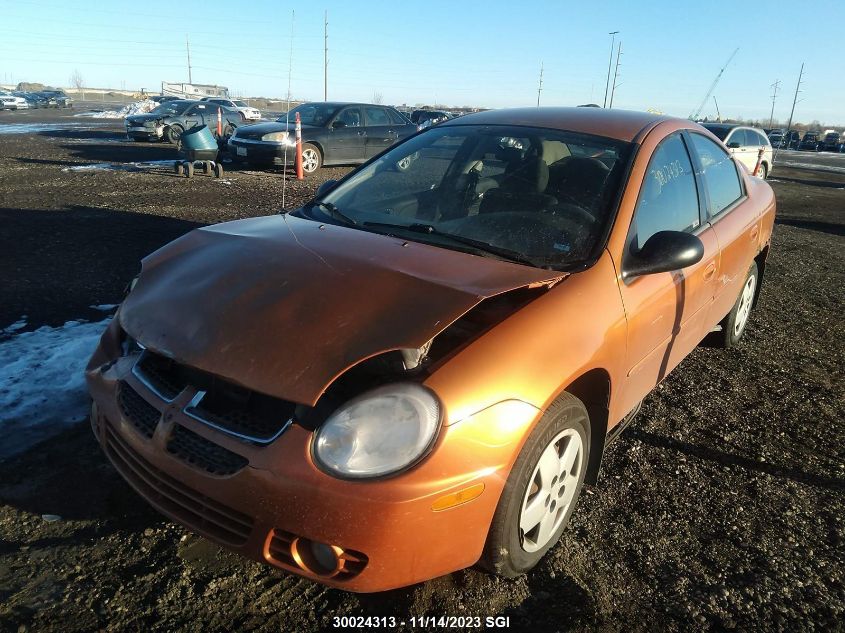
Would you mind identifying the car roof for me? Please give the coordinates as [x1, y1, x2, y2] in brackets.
[440, 107, 678, 142]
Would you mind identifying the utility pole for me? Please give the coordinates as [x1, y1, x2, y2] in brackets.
[608, 41, 622, 109]
[323, 11, 328, 101]
[186, 35, 193, 84]
[784, 63, 804, 145]
[768, 79, 780, 129]
[536, 61, 544, 107]
[713, 96, 722, 122]
[603, 31, 619, 108]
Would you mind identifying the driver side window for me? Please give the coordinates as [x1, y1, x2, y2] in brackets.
[631, 134, 701, 251]
[337, 108, 362, 127]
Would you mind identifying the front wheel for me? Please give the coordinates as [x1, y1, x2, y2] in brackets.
[300, 143, 322, 175]
[165, 125, 183, 145]
[479, 392, 589, 578]
[755, 162, 768, 179]
[717, 260, 758, 348]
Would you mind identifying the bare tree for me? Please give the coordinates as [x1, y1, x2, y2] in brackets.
[371, 91, 383, 104]
[70, 69, 85, 101]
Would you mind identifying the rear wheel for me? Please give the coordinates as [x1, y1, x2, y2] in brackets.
[479, 392, 589, 578]
[717, 260, 758, 348]
[174, 162, 183, 176]
[184, 162, 194, 179]
[213, 162, 224, 178]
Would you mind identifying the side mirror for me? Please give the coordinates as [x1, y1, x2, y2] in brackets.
[727, 141, 741, 149]
[623, 230, 704, 279]
[316, 179, 338, 197]
[332, 120, 346, 129]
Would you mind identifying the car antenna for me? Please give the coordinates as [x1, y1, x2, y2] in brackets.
[281, 9, 295, 211]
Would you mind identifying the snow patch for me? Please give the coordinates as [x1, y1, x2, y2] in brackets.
[0, 317, 109, 459]
[74, 99, 159, 119]
[63, 160, 177, 172]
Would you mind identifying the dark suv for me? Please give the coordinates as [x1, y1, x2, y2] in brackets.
[798, 132, 821, 151]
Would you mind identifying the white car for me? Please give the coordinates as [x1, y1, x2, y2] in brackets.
[0, 92, 29, 110]
[201, 98, 261, 121]
[701, 123, 773, 179]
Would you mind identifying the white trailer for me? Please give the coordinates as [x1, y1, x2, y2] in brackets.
[161, 82, 229, 99]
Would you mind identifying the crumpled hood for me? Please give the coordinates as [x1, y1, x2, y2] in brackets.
[120, 214, 565, 405]
[126, 114, 161, 124]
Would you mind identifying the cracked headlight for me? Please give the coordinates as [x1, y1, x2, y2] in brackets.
[313, 383, 441, 479]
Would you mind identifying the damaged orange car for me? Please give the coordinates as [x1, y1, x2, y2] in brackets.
[86, 107, 775, 592]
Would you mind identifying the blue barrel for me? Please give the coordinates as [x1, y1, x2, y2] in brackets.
[180, 125, 218, 151]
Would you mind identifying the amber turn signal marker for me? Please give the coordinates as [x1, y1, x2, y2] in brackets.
[431, 483, 485, 512]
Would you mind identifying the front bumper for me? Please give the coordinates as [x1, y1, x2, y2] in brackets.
[126, 126, 163, 140]
[227, 138, 295, 166]
[86, 318, 537, 592]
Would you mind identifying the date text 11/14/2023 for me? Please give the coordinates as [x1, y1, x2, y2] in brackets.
[331, 616, 511, 628]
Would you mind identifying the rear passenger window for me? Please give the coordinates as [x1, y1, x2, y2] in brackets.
[689, 133, 743, 217]
[631, 134, 700, 250]
[365, 107, 390, 126]
[388, 109, 409, 125]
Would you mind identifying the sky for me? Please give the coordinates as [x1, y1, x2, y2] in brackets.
[0, 0, 843, 125]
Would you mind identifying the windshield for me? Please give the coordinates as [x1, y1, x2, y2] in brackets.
[233, 100, 248, 107]
[301, 124, 631, 269]
[278, 103, 340, 126]
[150, 101, 192, 116]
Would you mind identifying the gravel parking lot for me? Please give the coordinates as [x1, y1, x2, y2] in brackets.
[0, 109, 843, 632]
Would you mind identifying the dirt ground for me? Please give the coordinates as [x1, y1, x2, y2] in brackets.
[0, 109, 843, 632]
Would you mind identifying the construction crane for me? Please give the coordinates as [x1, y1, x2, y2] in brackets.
[689, 47, 739, 120]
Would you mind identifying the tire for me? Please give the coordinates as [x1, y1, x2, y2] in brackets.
[174, 162, 183, 176]
[755, 162, 768, 179]
[165, 125, 183, 145]
[717, 260, 758, 348]
[185, 162, 194, 179]
[479, 392, 590, 578]
[300, 143, 322, 175]
[240, 112, 247, 122]
[213, 162, 224, 178]
[203, 162, 212, 175]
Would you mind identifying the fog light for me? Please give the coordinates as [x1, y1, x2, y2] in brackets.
[291, 538, 342, 577]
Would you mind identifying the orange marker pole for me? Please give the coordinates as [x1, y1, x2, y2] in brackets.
[752, 147, 764, 177]
[217, 107, 222, 137]
[295, 112, 304, 180]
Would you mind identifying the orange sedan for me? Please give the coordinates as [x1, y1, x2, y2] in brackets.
[86, 107, 775, 591]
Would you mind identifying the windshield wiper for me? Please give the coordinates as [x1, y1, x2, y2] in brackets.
[308, 200, 358, 226]
[363, 221, 542, 267]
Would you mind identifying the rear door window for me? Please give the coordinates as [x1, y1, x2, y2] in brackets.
[727, 129, 748, 147]
[689, 133, 743, 217]
[630, 133, 701, 250]
[364, 107, 390, 126]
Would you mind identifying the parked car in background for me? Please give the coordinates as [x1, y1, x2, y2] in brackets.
[12, 91, 41, 108]
[125, 99, 242, 144]
[201, 97, 261, 121]
[0, 92, 29, 110]
[228, 101, 416, 174]
[87, 107, 775, 592]
[39, 90, 73, 108]
[150, 95, 180, 104]
[821, 131, 841, 151]
[767, 128, 785, 148]
[701, 123, 772, 178]
[411, 109, 452, 127]
[798, 131, 821, 151]
[784, 130, 801, 149]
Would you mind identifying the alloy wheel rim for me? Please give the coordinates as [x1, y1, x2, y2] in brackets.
[302, 149, 319, 172]
[734, 274, 756, 337]
[519, 428, 583, 553]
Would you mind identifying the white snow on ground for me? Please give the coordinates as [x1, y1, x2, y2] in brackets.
[63, 159, 178, 172]
[0, 317, 109, 459]
[0, 123, 100, 135]
[778, 160, 845, 174]
[74, 99, 159, 119]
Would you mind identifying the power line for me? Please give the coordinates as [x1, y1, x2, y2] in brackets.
[536, 61, 543, 107]
[608, 41, 622, 109]
[768, 79, 780, 129]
